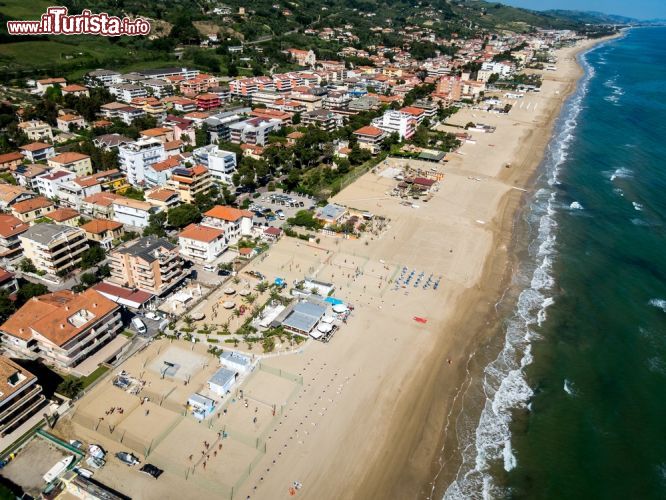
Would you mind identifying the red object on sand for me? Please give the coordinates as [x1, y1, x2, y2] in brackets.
[413, 317, 427, 324]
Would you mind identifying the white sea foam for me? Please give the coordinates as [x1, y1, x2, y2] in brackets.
[614, 188, 625, 197]
[610, 167, 634, 181]
[633, 202, 644, 211]
[563, 379, 576, 396]
[442, 48, 596, 500]
[569, 201, 584, 210]
[648, 357, 666, 376]
[649, 299, 666, 313]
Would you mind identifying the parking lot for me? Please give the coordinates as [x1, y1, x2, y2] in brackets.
[249, 191, 318, 229]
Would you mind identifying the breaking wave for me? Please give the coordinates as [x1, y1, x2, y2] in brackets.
[443, 46, 596, 500]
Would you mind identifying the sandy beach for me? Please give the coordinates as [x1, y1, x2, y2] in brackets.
[49, 37, 614, 500]
[233, 37, 613, 500]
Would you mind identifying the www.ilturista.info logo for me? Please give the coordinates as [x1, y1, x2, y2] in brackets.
[6, 6, 151, 36]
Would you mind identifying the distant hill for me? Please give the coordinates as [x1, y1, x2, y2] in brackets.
[542, 10, 639, 25]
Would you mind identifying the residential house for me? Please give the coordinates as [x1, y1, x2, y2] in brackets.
[145, 187, 181, 210]
[0, 289, 122, 369]
[80, 192, 126, 219]
[45, 207, 80, 227]
[11, 197, 55, 224]
[202, 206, 254, 243]
[18, 224, 88, 275]
[0, 152, 23, 172]
[11, 164, 49, 190]
[19, 143, 55, 163]
[47, 152, 93, 177]
[195, 93, 221, 111]
[287, 49, 316, 67]
[17, 121, 53, 142]
[111, 198, 159, 229]
[93, 133, 133, 151]
[61, 84, 89, 97]
[85, 69, 122, 87]
[35, 78, 66, 94]
[0, 269, 18, 295]
[108, 236, 187, 295]
[139, 127, 174, 143]
[0, 185, 34, 210]
[56, 113, 86, 133]
[80, 219, 124, 250]
[178, 224, 227, 263]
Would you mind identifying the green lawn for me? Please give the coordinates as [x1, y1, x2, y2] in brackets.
[0, 0, 51, 18]
[81, 365, 110, 389]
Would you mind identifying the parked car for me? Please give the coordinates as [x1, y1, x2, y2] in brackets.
[131, 317, 147, 334]
[115, 452, 140, 466]
[140, 464, 163, 479]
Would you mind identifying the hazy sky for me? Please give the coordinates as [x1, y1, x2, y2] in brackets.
[500, 0, 666, 20]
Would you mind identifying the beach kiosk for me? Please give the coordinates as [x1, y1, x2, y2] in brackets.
[208, 367, 237, 396]
[187, 393, 216, 420]
[220, 351, 251, 373]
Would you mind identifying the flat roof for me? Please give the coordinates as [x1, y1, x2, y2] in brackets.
[281, 301, 326, 333]
[209, 366, 236, 387]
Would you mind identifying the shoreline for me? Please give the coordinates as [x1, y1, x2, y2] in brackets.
[348, 34, 620, 500]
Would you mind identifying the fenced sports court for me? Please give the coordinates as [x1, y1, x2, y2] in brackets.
[62, 339, 303, 498]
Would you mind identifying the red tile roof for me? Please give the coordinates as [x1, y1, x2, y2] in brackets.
[204, 205, 253, 222]
[179, 223, 224, 243]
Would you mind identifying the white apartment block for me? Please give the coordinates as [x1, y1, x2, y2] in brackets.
[118, 139, 166, 186]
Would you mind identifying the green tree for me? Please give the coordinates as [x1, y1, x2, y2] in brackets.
[80, 245, 106, 270]
[143, 212, 167, 237]
[17, 283, 49, 304]
[0, 291, 16, 322]
[57, 376, 83, 398]
[19, 258, 37, 273]
[167, 204, 201, 228]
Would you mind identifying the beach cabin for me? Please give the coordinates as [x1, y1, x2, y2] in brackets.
[302, 278, 335, 296]
[219, 351, 251, 374]
[187, 393, 216, 420]
[208, 367, 237, 396]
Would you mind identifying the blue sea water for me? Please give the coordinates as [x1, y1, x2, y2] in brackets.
[444, 27, 666, 499]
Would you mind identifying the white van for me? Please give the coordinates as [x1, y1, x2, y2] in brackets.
[131, 317, 147, 334]
[203, 264, 216, 272]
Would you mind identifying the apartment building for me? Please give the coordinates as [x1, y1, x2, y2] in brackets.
[178, 223, 227, 263]
[108, 236, 187, 295]
[195, 93, 221, 111]
[353, 126, 386, 155]
[61, 84, 89, 97]
[0, 356, 45, 437]
[371, 110, 417, 140]
[109, 83, 148, 103]
[19, 224, 88, 276]
[34, 169, 75, 199]
[193, 145, 237, 184]
[166, 165, 212, 203]
[228, 118, 281, 146]
[301, 109, 343, 132]
[112, 198, 159, 228]
[0, 214, 29, 261]
[202, 206, 254, 243]
[85, 69, 122, 87]
[80, 192, 125, 219]
[118, 139, 166, 186]
[140, 78, 174, 98]
[0, 289, 122, 369]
